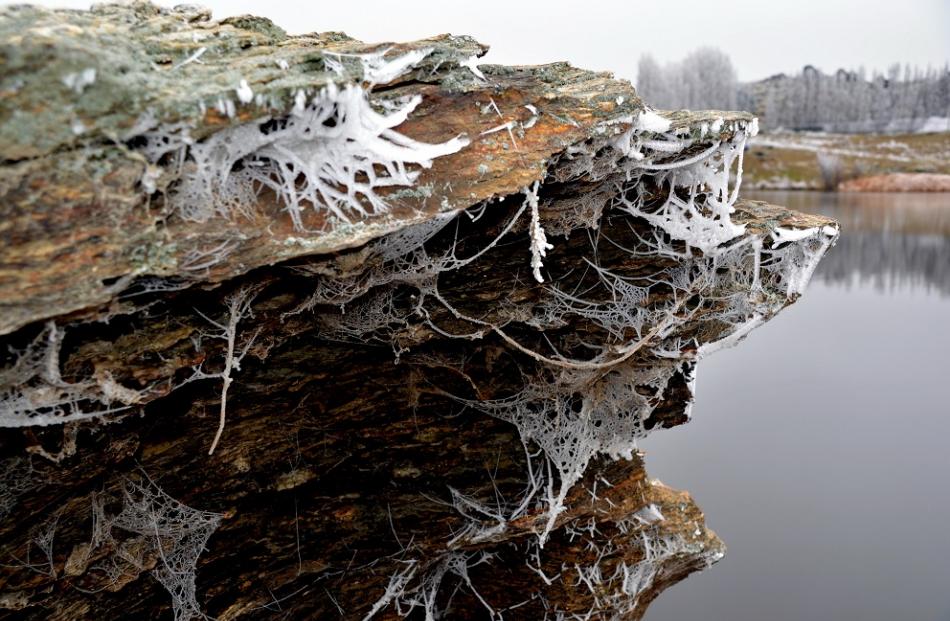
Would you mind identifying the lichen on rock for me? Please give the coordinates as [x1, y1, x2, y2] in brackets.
[0, 3, 837, 620]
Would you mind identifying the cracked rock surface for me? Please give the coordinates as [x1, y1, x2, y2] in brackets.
[0, 3, 836, 620]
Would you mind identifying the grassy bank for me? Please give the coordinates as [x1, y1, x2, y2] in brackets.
[743, 131, 950, 190]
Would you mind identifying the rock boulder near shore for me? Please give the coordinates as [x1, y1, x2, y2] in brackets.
[0, 3, 837, 619]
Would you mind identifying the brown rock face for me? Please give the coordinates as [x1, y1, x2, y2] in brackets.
[0, 3, 837, 620]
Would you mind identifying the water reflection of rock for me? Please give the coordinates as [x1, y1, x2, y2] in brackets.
[749, 191, 950, 296]
[816, 231, 950, 295]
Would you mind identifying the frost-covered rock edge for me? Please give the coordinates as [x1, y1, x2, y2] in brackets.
[1, 101, 836, 621]
[0, 5, 839, 619]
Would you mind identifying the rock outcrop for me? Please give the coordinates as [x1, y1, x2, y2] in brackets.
[0, 3, 837, 620]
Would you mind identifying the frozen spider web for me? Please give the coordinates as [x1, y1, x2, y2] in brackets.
[144, 82, 467, 228]
[108, 475, 223, 621]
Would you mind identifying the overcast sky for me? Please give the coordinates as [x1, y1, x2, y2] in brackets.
[9, 0, 950, 82]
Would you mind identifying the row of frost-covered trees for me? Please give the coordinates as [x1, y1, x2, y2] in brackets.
[635, 49, 950, 133]
[636, 48, 740, 112]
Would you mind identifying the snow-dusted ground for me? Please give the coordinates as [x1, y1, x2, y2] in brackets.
[750, 132, 943, 164]
[743, 130, 950, 190]
[914, 116, 950, 133]
[802, 116, 950, 134]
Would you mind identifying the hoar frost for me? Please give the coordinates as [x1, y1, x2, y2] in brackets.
[3, 51, 837, 618]
[142, 54, 467, 229]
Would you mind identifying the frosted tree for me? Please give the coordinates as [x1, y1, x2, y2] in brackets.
[635, 47, 738, 111]
[636, 47, 949, 133]
[636, 55, 669, 110]
[744, 62, 950, 132]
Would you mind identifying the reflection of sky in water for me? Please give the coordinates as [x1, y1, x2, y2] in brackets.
[644, 192, 950, 621]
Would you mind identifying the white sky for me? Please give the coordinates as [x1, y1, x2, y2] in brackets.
[8, 0, 950, 82]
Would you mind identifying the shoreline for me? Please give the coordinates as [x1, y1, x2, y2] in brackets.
[748, 172, 950, 192]
[743, 131, 950, 192]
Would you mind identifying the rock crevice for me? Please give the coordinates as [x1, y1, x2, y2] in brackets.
[0, 4, 836, 620]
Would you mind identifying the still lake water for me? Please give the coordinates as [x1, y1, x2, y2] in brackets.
[643, 191, 950, 621]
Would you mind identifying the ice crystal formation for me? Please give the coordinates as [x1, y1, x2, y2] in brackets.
[0, 3, 837, 620]
[144, 81, 468, 227]
[0, 322, 145, 427]
[99, 476, 223, 621]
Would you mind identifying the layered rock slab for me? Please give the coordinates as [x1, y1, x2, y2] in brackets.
[0, 3, 836, 620]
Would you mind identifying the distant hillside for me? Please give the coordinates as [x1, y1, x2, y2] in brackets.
[637, 50, 950, 134]
[740, 65, 950, 133]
